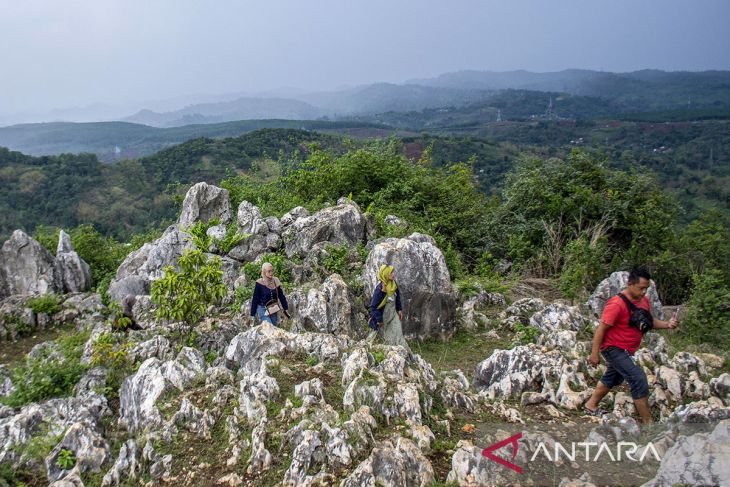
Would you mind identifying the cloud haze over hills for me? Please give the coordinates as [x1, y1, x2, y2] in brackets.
[1, 0, 729, 125]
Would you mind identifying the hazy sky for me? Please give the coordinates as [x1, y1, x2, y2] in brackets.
[2, 0, 729, 113]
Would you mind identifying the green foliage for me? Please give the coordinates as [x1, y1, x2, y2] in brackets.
[151, 249, 227, 329]
[0, 332, 90, 407]
[306, 355, 319, 367]
[559, 233, 610, 301]
[322, 244, 351, 275]
[515, 323, 541, 345]
[91, 333, 130, 369]
[217, 223, 248, 253]
[223, 140, 493, 274]
[55, 448, 77, 470]
[679, 269, 730, 350]
[229, 285, 253, 315]
[25, 294, 61, 315]
[371, 350, 385, 366]
[242, 252, 291, 284]
[487, 149, 677, 278]
[186, 220, 216, 252]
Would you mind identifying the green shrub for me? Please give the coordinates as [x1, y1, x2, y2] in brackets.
[559, 233, 609, 302]
[7, 332, 90, 405]
[229, 286, 253, 315]
[151, 249, 227, 336]
[1, 354, 88, 407]
[91, 333, 129, 369]
[186, 220, 217, 252]
[322, 244, 350, 275]
[679, 269, 730, 349]
[217, 223, 248, 253]
[55, 449, 77, 470]
[515, 323, 540, 344]
[25, 294, 61, 315]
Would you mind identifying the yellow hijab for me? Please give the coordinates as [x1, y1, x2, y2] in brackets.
[377, 265, 397, 309]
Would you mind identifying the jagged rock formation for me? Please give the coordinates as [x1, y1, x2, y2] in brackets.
[1, 182, 728, 485]
[177, 182, 232, 226]
[643, 419, 730, 487]
[0, 230, 93, 299]
[0, 230, 61, 298]
[107, 224, 195, 303]
[55, 230, 92, 293]
[363, 232, 456, 339]
[289, 273, 366, 338]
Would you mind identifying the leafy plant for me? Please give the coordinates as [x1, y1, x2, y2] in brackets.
[150, 249, 227, 339]
[91, 333, 130, 369]
[322, 244, 350, 275]
[515, 322, 540, 345]
[306, 355, 319, 367]
[679, 269, 730, 349]
[25, 294, 61, 315]
[186, 219, 217, 252]
[55, 448, 77, 470]
[216, 223, 248, 253]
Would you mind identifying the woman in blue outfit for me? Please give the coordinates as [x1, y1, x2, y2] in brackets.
[249, 262, 289, 326]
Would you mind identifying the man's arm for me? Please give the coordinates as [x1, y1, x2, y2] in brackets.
[589, 323, 611, 366]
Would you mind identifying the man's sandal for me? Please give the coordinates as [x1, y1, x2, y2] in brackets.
[583, 406, 608, 417]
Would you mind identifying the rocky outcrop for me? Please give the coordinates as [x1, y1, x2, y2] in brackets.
[177, 182, 232, 226]
[363, 233, 455, 339]
[586, 271, 665, 319]
[0, 230, 61, 298]
[643, 419, 730, 487]
[55, 231, 92, 293]
[282, 200, 367, 258]
[341, 437, 434, 486]
[45, 422, 110, 483]
[107, 225, 194, 303]
[473, 344, 567, 400]
[289, 274, 365, 338]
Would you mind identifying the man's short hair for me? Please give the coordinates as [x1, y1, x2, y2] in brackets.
[628, 267, 651, 284]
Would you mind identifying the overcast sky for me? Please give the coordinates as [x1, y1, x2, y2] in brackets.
[1, 0, 729, 114]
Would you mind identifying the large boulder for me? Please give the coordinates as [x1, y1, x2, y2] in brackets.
[107, 225, 194, 303]
[586, 271, 664, 319]
[236, 201, 268, 235]
[282, 201, 367, 258]
[643, 419, 730, 487]
[177, 182, 232, 226]
[363, 233, 455, 339]
[55, 230, 92, 293]
[0, 230, 61, 298]
[472, 344, 567, 400]
[289, 274, 365, 338]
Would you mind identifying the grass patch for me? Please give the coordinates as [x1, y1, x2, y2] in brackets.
[412, 328, 513, 378]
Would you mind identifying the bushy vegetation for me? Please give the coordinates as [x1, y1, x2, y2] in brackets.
[679, 269, 730, 350]
[0, 331, 90, 407]
[223, 139, 494, 274]
[151, 249, 227, 336]
[25, 294, 61, 315]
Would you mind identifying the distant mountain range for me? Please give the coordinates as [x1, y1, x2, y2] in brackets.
[3, 69, 729, 130]
[118, 69, 730, 128]
[0, 120, 389, 161]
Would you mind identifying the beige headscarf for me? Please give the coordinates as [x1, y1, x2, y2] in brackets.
[256, 262, 281, 289]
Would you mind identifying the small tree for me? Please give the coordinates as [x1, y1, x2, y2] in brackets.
[151, 249, 227, 341]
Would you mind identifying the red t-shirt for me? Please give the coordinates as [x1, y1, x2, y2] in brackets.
[600, 293, 652, 354]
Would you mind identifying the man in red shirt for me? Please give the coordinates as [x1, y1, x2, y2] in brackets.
[584, 268, 678, 424]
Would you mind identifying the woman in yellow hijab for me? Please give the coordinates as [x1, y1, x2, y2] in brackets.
[368, 264, 409, 348]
